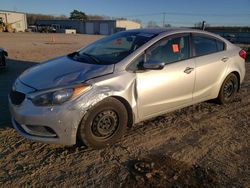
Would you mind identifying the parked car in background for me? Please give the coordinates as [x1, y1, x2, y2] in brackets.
[25, 25, 38, 32]
[247, 48, 250, 62]
[225, 34, 237, 43]
[9, 28, 246, 149]
[0, 48, 8, 68]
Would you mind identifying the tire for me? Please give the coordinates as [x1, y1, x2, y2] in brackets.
[77, 97, 128, 149]
[217, 73, 239, 104]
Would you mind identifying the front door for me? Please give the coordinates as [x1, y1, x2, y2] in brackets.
[136, 34, 195, 119]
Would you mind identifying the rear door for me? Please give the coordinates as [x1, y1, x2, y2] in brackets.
[192, 34, 228, 100]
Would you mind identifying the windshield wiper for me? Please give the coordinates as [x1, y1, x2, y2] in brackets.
[81, 52, 101, 64]
[68, 52, 100, 64]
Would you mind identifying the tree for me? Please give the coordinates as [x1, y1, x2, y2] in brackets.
[88, 14, 105, 20]
[69, 10, 88, 20]
[116, 17, 128, 20]
[132, 19, 142, 24]
[163, 24, 171, 28]
[27, 13, 68, 25]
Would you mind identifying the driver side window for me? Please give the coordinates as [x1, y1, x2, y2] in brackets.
[146, 35, 190, 64]
[127, 34, 190, 72]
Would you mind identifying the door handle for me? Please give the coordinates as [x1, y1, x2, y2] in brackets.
[221, 57, 229, 62]
[184, 67, 194, 74]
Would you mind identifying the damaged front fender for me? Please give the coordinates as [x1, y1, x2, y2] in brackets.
[68, 72, 139, 127]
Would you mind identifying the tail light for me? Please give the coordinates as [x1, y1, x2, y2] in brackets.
[239, 50, 247, 60]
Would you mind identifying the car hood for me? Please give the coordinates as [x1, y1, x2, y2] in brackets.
[19, 56, 114, 90]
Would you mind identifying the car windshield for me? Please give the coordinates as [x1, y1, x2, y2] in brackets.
[70, 31, 156, 64]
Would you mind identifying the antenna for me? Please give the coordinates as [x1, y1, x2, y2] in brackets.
[202, 21, 206, 30]
[162, 12, 166, 27]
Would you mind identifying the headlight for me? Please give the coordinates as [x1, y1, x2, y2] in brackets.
[30, 85, 90, 106]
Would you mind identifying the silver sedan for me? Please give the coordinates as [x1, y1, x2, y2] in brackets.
[9, 28, 246, 148]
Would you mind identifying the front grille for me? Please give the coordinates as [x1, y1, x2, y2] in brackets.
[10, 90, 25, 105]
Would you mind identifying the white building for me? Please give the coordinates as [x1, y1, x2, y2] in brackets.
[116, 20, 141, 31]
[0, 10, 27, 32]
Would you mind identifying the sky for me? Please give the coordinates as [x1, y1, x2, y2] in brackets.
[1, 0, 250, 27]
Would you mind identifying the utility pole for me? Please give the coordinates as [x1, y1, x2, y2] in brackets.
[162, 12, 166, 27]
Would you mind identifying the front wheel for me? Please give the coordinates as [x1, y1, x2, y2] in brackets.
[77, 97, 128, 149]
[217, 73, 239, 104]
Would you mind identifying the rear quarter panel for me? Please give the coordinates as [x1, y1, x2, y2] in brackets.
[225, 46, 246, 84]
[211, 45, 246, 98]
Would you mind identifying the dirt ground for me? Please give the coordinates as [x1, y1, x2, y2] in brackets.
[0, 32, 250, 187]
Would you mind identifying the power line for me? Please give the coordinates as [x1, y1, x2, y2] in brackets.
[163, 12, 250, 17]
[121, 12, 250, 18]
[119, 11, 250, 27]
[140, 20, 250, 27]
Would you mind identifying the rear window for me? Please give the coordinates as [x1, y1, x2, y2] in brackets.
[193, 36, 218, 56]
[217, 40, 225, 51]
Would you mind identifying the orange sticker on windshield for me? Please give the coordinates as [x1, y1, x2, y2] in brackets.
[172, 44, 179, 53]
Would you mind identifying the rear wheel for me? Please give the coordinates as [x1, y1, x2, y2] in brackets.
[77, 97, 128, 149]
[217, 73, 239, 104]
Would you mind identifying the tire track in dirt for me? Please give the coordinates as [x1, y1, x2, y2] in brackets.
[5, 94, 249, 186]
[1, 90, 250, 187]
[197, 106, 250, 187]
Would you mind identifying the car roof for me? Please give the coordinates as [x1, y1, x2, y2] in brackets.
[127, 28, 226, 38]
[127, 28, 198, 35]
[127, 28, 228, 43]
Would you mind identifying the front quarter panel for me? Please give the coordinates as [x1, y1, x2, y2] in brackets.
[72, 71, 138, 123]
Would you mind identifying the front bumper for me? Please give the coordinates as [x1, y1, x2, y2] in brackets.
[9, 78, 121, 146]
[9, 97, 84, 146]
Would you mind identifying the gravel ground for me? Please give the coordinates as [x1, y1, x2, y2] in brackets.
[0, 33, 250, 187]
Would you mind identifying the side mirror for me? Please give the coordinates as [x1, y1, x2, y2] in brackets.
[143, 60, 165, 70]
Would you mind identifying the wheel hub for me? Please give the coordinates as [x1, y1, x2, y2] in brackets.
[92, 110, 119, 138]
[224, 80, 235, 98]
